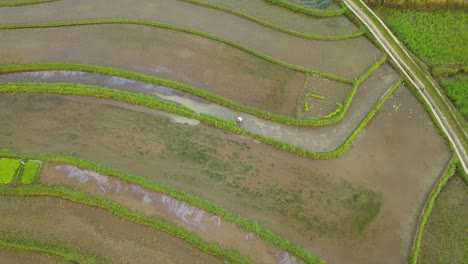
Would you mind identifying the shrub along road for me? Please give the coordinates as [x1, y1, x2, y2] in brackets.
[343, 0, 468, 176]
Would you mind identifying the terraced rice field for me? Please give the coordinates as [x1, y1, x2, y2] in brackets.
[0, 0, 460, 263]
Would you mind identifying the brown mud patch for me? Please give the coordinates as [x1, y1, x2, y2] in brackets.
[0, 0, 380, 79]
[40, 164, 297, 264]
[0, 195, 222, 264]
[0, 24, 305, 116]
[0, 86, 451, 263]
[0, 248, 64, 264]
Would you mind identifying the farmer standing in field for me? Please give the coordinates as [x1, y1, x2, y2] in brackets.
[236, 116, 243, 127]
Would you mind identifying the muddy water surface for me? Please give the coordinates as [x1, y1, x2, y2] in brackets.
[40, 163, 298, 264]
[0, 87, 452, 263]
[0, 0, 380, 79]
[0, 24, 305, 116]
[181, 0, 355, 35]
[0, 196, 222, 263]
[0, 62, 397, 152]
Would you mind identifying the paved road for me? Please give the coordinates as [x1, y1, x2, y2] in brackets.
[343, 0, 468, 175]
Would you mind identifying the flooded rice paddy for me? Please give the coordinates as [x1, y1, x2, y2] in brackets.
[0, 195, 222, 263]
[0, 248, 64, 264]
[0, 86, 451, 263]
[0, 62, 396, 152]
[180, 0, 354, 35]
[40, 163, 298, 264]
[0, 0, 380, 79]
[0, 24, 306, 116]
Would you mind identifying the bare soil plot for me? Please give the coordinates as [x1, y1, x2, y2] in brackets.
[0, 88, 451, 263]
[40, 163, 298, 264]
[181, 0, 357, 36]
[0, 249, 64, 264]
[0, 24, 305, 116]
[419, 175, 468, 264]
[0, 0, 380, 79]
[0, 195, 222, 264]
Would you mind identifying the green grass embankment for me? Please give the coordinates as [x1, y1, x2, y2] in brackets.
[0, 184, 254, 264]
[0, 150, 325, 263]
[0, 238, 110, 264]
[0, 53, 382, 126]
[180, 0, 363, 40]
[0, 0, 58, 7]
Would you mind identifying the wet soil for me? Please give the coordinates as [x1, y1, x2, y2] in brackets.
[0, 24, 305, 116]
[0, 248, 64, 264]
[0, 86, 451, 263]
[0, 62, 397, 152]
[0, 0, 381, 79]
[182, 0, 354, 35]
[40, 163, 297, 264]
[0, 195, 222, 263]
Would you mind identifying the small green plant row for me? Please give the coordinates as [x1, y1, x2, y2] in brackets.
[0, 237, 109, 264]
[0, 19, 352, 84]
[0, 76, 401, 162]
[0, 150, 324, 264]
[306, 93, 326, 100]
[409, 159, 458, 264]
[0, 56, 381, 126]
[0, 0, 58, 7]
[264, 0, 348, 17]
[0, 157, 41, 185]
[0, 184, 254, 264]
[179, 0, 364, 40]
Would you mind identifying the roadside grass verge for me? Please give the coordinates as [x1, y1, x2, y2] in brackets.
[0, 184, 254, 264]
[0, 151, 324, 264]
[0, 19, 351, 84]
[179, 0, 364, 40]
[0, 54, 383, 126]
[0, 77, 401, 160]
[264, 0, 348, 17]
[20, 160, 40, 184]
[0, 0, 58, 7]
[440, 75, 468, 121]
[409, 160, 458, 264]
[0, 238, 109, 264]
[0, 158, 21, 184]
[349, 0, 468, 160]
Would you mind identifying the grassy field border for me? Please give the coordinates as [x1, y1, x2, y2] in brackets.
[0, 0, 58, 7]
[349, 0, 468, 157]
[0, 184, 253, 264]
[409, 159, 457, 264]
[0, 77, 400, 159]
[0, 19, 352, 84]
[0, 54, 384, 126]
[179, 0, 364, 40]
[0, 237, 110, 264]
[264, 0, 348, 17]
[0, 152, 325, 263]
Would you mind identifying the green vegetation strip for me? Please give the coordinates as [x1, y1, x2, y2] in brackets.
[20, 160, 40, 184]
[0, 58, 379, 126]
[351, 0, 468, 156]
[0, 78, 400, 159]
[0, 150, 324, 264]
[0, 0, 58, 7]
[0, 19, 351, 84]
[0, 238, 109, 264]
[0, 184, 253, 264]
[264, 0, 347, 17]
[180, 0, 363, 40]
[0, 158, 21, 184]
[410, 160, 457, 264]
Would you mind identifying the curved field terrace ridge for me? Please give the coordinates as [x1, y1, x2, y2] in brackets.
[0, 1, 455, 264]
